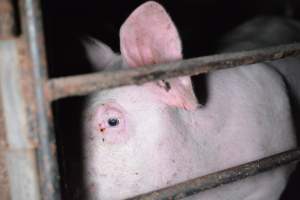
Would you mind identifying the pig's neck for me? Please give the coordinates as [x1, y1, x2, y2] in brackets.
[178, 104, 225, 139]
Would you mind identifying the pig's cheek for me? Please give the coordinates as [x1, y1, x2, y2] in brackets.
[92, 121, 130, 144]
[103, 127, 130, 144]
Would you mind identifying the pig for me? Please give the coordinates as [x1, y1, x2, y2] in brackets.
[82, 1, 299, 200]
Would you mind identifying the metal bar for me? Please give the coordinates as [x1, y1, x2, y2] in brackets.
[0, 61, 10, 200]
[17, 0, 61, 199]
[0, 0, 60, 199]
[0, 0, 16, 39]
[127, 148, 300, 200]
[48, 43, 300, 101]
[0, 39, 41, 200]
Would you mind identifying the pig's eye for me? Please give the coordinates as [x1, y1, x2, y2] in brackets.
[108, 118, 120, 127]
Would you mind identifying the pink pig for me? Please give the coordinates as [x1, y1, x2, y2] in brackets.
[83, 1, 298, 199]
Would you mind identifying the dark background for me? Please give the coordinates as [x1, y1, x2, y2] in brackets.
[42, 0, 300, 199]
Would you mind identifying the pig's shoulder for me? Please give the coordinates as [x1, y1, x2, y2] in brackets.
[212, 63, 288, 100]
[207, 62, 291, 121]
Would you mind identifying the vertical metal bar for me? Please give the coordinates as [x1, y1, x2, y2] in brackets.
[0, 70, 10, 200]
[0, 39, 41, 200]
[0, 2, 13, 198]
[0, 0, 60, 199]
[17, 0, 61, 199]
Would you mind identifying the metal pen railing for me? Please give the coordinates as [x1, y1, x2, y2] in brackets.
[48, 43, 300, 101]
[1, 0, 59, 199]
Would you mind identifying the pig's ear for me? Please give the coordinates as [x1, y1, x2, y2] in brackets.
[120, 1, 182, 67]
[120, 2, 198, 110]
[83, 37, 122, 70]
[144, 78, 199, 110]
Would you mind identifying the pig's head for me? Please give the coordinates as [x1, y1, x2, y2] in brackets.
[83, 1, 200, 199]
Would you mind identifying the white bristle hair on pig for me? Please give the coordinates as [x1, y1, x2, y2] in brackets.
[82, 1, 299, 199]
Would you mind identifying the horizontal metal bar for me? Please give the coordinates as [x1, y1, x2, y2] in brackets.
[127, 148, 300, 200]
[47, 43, 300, 101]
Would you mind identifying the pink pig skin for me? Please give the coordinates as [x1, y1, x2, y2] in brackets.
[83, 1, 299, 200]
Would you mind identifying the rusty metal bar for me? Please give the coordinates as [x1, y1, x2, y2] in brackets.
[0, 0, 60, 198]
[18, 0, 61, 199]
[0, 0, 17, 39]
[0, 39, 41, 200]
[0, 0, 60, 199]
[48, 43, 300, 100]
[0, 70, 10, 200]
[127, 148, 300, 200]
